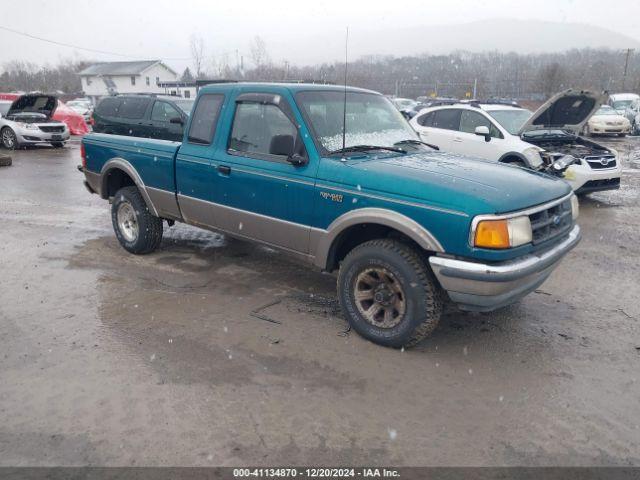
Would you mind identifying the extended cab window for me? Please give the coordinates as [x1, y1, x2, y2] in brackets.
[187, 94, 224, 145]
[460, 110, 503, 138]
[229, 102, 297, 158]
[151, 101, 180, 122]
[432, 109, 461, 130]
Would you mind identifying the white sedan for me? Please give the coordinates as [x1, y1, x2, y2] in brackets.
[585, 105, 631, 137]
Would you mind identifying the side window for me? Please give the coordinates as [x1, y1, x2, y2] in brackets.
[432, 109, 461, 130]
[96, 97, 121, 117]
[417, 112, 434, 127]
[118, 98, 150, 119]
[187, 94, 224, 145]
[151, 101, 181, 122]
[459, 110, 502, 138]
[228, 102, 298, 159]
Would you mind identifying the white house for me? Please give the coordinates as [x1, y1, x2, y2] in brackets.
[78, 60, 179, 102]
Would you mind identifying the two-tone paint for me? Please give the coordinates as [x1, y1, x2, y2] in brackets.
[81, 82, 580, 311]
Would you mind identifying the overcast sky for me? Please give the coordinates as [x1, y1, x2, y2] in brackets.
[1, 0, 639, 73]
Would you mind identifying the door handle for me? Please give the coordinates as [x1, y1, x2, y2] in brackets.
[217, 165, 231, 175]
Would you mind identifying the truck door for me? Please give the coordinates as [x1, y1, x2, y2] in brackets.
[211, 92, 316, 254]
[175, 93, 226, 227]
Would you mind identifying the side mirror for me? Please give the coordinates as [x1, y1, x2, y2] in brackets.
[474, 125, 491, 142]
[169, 117, 184, 125]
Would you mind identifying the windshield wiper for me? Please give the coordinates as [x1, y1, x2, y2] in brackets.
[329, 144, 407, 155]
[394, 139, 439, 151]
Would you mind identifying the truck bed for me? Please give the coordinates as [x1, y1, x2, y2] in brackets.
[83, 133, 181, 194]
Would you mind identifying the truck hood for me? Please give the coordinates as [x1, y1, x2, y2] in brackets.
[333, 151, 571, 216]
[8, 94, 58, 119]
[518, 89, 608, 135]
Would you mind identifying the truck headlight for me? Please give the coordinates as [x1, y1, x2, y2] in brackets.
[571, 195, 579, 221]
[473, 216, 532, 249]
[522, 147, 543, 168]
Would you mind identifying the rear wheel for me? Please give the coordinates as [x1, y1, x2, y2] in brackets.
[337, 239, 442, 348]
[111, 186, 163, 254]
[1, 127, 18, 150]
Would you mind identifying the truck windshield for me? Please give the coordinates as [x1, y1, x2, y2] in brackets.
[296, 91, 418, 154]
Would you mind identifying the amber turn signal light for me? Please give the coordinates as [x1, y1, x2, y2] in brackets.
[474, 219, 510, 249]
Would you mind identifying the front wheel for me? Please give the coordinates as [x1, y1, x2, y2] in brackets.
[337, 239, 443, 348]
[111, 186, 163, 254]
[1, 127, 18, 150]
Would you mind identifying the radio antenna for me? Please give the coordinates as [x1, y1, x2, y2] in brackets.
[341, 26, 349, 151]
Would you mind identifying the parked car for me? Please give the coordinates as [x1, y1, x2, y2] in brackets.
[92, 95, 195, 141]
[409, 89, 622, 195]
[391, 97, 418, 111]
[79, 82, 581, 348]
[66, 99, 94, 123]
[608, 93, 640, 116]
[623, 97, 640, 129]
[0, 94, 70, 149]
[584, 105, 631, 136]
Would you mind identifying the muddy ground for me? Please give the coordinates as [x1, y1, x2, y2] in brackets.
[0, 137, 639, 466]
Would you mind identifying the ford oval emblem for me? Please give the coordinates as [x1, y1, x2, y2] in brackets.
[552, 215, 561, 226]
[600, 157, 610, 165]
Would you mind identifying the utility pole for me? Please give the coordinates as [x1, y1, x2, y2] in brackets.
[473, 78, 477, 99]
[622, 48, 634, 90]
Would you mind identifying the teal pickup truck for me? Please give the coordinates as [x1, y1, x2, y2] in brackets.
[80, 83, 581, 348]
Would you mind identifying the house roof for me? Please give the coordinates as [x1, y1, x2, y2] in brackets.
[78, 60, 176, 76]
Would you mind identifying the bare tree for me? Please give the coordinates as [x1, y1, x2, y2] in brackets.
[190, 34, 205, 79]
[249, 36, 269, 68]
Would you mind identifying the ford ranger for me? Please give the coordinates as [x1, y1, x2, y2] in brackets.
[79, 83, 581, 348]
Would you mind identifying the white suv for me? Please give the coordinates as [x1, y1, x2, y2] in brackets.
[409, 89, 622, 195]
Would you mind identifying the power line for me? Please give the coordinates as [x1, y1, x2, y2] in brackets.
[0, 24, 140, 58]
[0, 24, 191, 61]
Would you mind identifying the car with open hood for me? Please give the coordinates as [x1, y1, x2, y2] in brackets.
[0, 94, 70, 149]
[409, 89, 622, 195]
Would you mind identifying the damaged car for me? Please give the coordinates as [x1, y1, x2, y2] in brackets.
[0, 94, 70, 149]
[409, 89, 621, 195]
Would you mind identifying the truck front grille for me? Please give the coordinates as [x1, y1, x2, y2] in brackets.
[529, 198, 573, 245]
[585, 155, 616, 170]
[38, 126, 64, 133]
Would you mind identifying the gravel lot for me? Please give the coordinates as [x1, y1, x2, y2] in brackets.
[0, 136, 639, 466]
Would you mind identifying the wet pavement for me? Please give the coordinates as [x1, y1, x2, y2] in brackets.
[0, 136, 639, 466]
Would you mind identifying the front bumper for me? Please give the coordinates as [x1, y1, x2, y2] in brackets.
[590, 125, 631, 134]
[16, 129, 70, 144]
[429, 225, 581, 312]
[563, 161, 622, 192]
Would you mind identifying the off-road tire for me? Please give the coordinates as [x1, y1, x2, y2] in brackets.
[0, 154, 11, 166]
[337, 238, 443, 348]
[1, 127, 18, 150]
[111, 186, 163, 254]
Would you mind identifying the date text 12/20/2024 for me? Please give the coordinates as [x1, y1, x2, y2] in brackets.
[233, 468, 400, 478]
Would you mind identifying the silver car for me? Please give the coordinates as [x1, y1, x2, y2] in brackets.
[0, 95, 70, 149]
